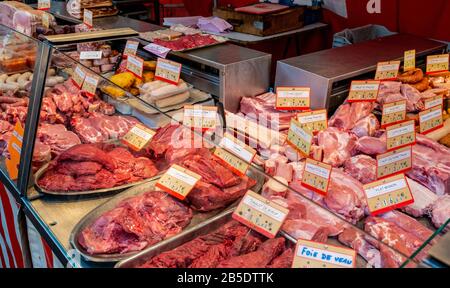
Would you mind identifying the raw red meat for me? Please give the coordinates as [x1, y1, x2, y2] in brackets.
[402, 178, 438, 217]
[351, 114, 380, 138]
[57, 144, 116, 170]
[182, 154, 240, 188]
[57, 161, 103, 177]
[239, 92, 297, 131]
[317, 127, 357, 167]
[355, 133, 387, 155]
[148, 124, 183, 157]
[324, 169, 366, 223]
[78, 191, 193, 255]
[364, 211, 433, 266]
[343, 155, 377, 184]
[266, 248, 294, 268]
[33, 140, 51, 163]
[139, 221, 254, 268]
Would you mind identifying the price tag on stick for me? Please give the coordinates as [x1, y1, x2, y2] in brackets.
[297, 109, 328, 133]
[385, 120, 416, 151]
[183, 105, 218, 131]
[275, 87, 311, 110]
[156, 164, 202, 200]
[363, 174, 414, 216]
[419, 105, 443, 134]
[377, 146, 412, 179]
[292, 239, 356, 268]
[38, 0, 51, 11]
[72, 65, 86, 89]
[286, 118, 313, 157]
[381, 100, 406, 128]
[375, 61, 400, 81]
[83, 9, 93, 28]
[81, 73, 99, 97]
[155, 58, 182, 85]
[123, 40, 139, 57]
[233, 191, 289, 239]
[301, 158, 332, 196]
[424, 95, 444, 110]
[404, 50, 416, 72]
[42, 12, 51, 29]
[213, 133, 256, 176]
[121, 124, 156, 151]
[426, 54, 449, 74]
[347, 80, 380, 102]
[126, 55, 144, 78]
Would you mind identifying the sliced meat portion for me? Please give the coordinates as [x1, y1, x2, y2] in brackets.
[338, 228, 381, 268]
[57, 144, 116, 171]
[343, 155, 377, 184]
[402, 178, 438, 217]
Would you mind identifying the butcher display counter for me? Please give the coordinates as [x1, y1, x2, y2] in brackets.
[0, 23, 426, 269]
[36, 0, 272, 113]
[275, 34, 447, 114]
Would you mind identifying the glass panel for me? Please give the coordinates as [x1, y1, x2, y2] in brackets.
[0, 24, 40, 192]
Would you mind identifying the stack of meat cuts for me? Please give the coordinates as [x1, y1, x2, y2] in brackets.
[148, 123, 257, 211]
[38, 144, 158, 192]
[239, 92, 297, 131]
[248, 80, 450, 267]
[138, 221, 294, 268]
[78, 190, 192, 255]
[153, 34, 220, 51]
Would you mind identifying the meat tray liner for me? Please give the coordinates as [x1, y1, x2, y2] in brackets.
[70, 169, 266, 263]
[34, 163, 159, 196]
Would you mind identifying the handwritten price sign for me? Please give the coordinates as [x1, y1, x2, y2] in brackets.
[126, 55, 144, 78]
[363, 174, 414, 216]
[123, 40, 139, 57]
[424, 95, 444, 110]
[377, 146, 412, 179]
[348, 80, 380, 102]
[385, 120, 416, 151]
[72, 65, 86, 89]
[275, 87, 310, 110]
[233, 191, 289, 239]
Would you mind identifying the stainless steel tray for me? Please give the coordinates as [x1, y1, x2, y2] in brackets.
[34, 163, 158, 196]
[115, 209, 299, 268]
[70, 168, 265, 263]
[115, 209, 236, 268]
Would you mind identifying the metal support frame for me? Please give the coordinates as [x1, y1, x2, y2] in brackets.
[18, 42, 52, 194]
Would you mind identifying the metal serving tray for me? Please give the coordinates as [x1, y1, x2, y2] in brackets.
[34, 163, 158, 196]
[70, 169, 265, 263]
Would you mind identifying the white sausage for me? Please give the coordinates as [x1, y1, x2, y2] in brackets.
[155, 91, 190, 108]
[149, 82, 188, 100]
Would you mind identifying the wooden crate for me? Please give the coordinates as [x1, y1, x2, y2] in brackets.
[213, 7, 305, 37]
